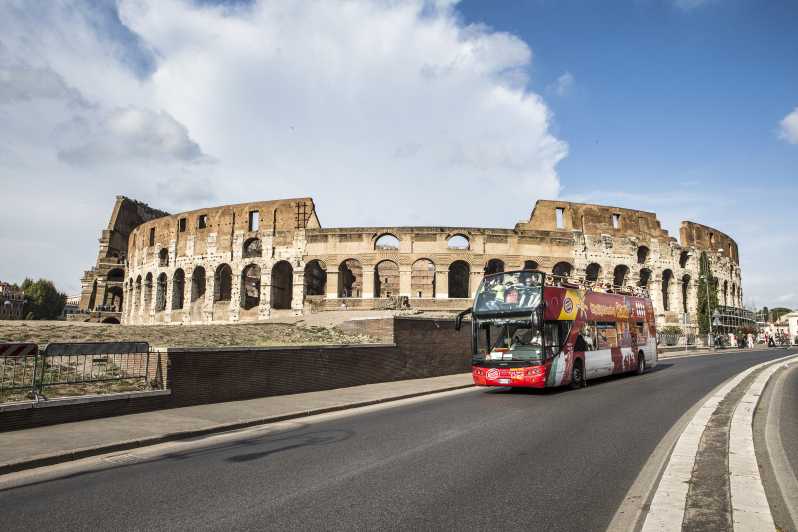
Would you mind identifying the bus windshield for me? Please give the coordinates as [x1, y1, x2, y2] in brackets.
[473, 271, 543, 316]
[476, 321, 544, 363]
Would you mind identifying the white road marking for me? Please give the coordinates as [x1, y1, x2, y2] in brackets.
[641, 353, 798, 531]
[729, 358, 798, 531]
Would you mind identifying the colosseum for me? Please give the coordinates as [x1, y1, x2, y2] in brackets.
[75, 196, 743, 329]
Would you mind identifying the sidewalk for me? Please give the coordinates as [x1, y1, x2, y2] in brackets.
[0, 373, 473, 475]
[658, 345, 792, 359]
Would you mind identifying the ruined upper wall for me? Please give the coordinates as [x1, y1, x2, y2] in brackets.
[128, 197, 319, 260]
[680, 221, 739, 264]
[518, 200, 675, 242]
[101, 196, 169, 261]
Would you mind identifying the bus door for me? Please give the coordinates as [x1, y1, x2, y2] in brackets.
[591, 322, 618, 378]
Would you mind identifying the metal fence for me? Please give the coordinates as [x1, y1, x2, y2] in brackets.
[1, 342, 162, 404]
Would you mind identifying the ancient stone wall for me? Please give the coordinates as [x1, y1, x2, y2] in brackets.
[116, 197, 743, 329]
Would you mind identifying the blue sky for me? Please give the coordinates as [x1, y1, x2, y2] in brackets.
[0, 0, 795, 308]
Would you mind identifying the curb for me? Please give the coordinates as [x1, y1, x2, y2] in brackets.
[0, 383, 474, 476]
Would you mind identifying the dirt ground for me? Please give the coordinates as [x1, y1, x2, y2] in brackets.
[0, 310, 458, 348]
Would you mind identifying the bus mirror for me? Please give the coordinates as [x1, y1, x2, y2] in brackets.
[455, 307, 472, 331]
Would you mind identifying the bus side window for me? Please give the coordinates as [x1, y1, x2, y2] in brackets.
[596, 322, 618, 349]
[576, 323, 596, 351]
[636, 321, 647, 339]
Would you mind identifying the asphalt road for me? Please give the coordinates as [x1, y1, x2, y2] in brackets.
[0, 349, 791, 532]
[780, 363, 798, 479]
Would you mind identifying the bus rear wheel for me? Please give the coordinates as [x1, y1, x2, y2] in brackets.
[569, 360, 585, 389]
[637, 352, 646, 375]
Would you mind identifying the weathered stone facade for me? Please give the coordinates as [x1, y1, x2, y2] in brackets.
[75, 196, 169, 323]
[110, 198, 742, 329]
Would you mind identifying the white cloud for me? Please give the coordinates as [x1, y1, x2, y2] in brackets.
[779, 107, 798, 144]
[0, 0, 566, 293]
[549, 72, 574, 96]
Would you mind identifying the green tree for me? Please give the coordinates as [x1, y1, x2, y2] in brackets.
[20, 278, 66, 320]
[770, 307, 792, 322]
[696, 252, 719, 335]
[761, 306, 770, 323]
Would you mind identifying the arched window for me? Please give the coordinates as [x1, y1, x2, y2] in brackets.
[155, 273, 168, 311]
[523, 260, 539, 271]
[637, 246, 649, 265]
[585, 263, 601, 282]
[375, 260, 400, 298]
[613, 265, 629, 287]
[681, 274, 691, 314]
[484, 259, 504, 275]
[639, 268, 652, 289]
[159, 248, 169, 267]
[375, 234, 400, 250]
[107, 268, 124, 282]
[271, 261, 293, 309]
[449, 260, 470, 298]
[552, 262, 572, 278]
[134, 276, 142, 312]
[338, 259, 362, 298]
[240, 264, 261, 310]
[214, 264, 232, 302]
[172, 269, 185, 310]
[411, 259, 436, 298]
[731, 283, 737, 307]
[679, 251, 690, 269]
[304, 260, 327, 296]
[191, 267, 206, 303]
[144, 273, 153, 308]
[243, 237, 262, 258]
[447, 235, 469, 250]
[662, 269, 673, 311]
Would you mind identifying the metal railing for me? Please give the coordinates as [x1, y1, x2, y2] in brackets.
[1, 342, 162, 404]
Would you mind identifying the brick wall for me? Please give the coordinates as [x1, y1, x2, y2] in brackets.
[0, 318, 472, 431]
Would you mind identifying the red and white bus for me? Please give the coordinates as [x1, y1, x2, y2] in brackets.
[456, 270, 657, 389]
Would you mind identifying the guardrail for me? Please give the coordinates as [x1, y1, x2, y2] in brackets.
[1, 342, 162, 404]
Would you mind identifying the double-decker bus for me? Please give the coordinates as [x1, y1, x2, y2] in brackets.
[456, 270, 657, 389]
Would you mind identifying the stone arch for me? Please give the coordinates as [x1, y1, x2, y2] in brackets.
[338, 259, 362, 298]
[731, 283, 737, 307]
[662, 269, 674, 311]
[304, 260, 327, 296]
[214, 264, 232, 302]
[679, 250, 690, 269]
[271, 261, 294, 309]
[172, 269, 185, 310]
[144, 273, 153, 309]
[613, 265, 630, 287]
[155, 272, 168, 311]
[101, 317, 120, 324]
[637, 246, 650, 264]
[411, 259, 436, 298]
[585, 263, 602, 283]
[240, 264, 261, 310]
[375, 260, 400, 298]
[134, 275, 142, 312]
[374, 233, 400, 250]
[449, 260, 470, 298]
[447, 234, 469, 250]
[107, 268, 124, 282]
[105, 286, 123, 311]
[723, 280, 728, 306]
[552, 262, 573, 278]
[159, 248, 169, 267]
[523, 260, 539, 271]
[191, 266, 206, 302]
[243, 237, 262, 258]
[639, 268, 652, 289]
[484, 259, 504, 275]
[681, 274, 691, 314]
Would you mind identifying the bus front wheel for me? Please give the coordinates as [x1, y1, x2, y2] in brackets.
[569, 360, 585, 389]
[637, 352, 646, 375]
